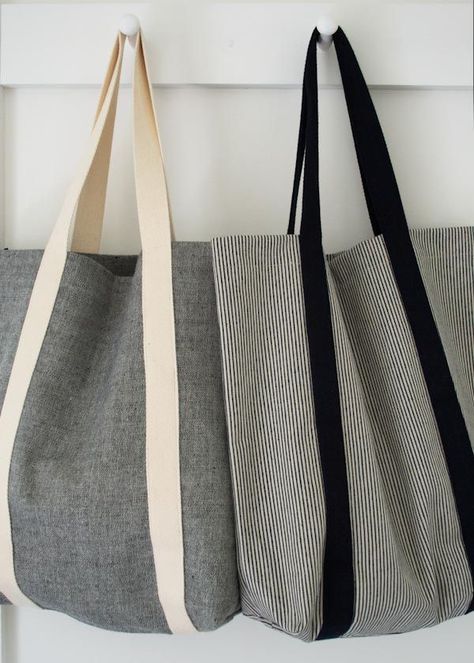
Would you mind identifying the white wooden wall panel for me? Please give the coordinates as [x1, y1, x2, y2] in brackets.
[2, 606, 474, 663]
[0, 2, 472, 87]
[3, 86, 474, 254]
[0, 2, 473, 662]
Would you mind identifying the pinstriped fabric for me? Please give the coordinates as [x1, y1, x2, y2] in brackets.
[328, 233, 471, 635]
[411, 227, 474, 447]
[212, 235, 325, 640]
[211, 227, 473, 642]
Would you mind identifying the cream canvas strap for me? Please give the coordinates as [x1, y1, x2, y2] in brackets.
[71, 37, 122, 253]
[0, 31, 195, 633]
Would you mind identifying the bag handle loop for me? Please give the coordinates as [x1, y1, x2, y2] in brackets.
[288, 27, 401, 239]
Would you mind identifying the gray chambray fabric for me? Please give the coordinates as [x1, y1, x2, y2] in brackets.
[0, 243, 240, 631]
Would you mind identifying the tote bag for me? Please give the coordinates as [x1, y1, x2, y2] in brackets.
[211, 27, 474, 641]
[0, 32, 239, 633]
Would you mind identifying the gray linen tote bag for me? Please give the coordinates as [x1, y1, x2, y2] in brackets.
[211, 28, 474, 641]
[0, 31, 239, 632]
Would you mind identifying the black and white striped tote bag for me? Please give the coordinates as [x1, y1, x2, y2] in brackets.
[211, 27, 474, 641]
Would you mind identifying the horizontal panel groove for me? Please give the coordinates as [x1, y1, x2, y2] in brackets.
[1, 3, 472, 87]
[1, 84, 471, 92]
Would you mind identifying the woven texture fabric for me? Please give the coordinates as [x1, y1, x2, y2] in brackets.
[0, 243, 239, 631]
[211, 227, 474, 641]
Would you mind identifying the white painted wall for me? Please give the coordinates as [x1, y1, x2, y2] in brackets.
[1, 2, 473, 662]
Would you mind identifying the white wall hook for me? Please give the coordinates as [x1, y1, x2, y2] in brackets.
[119, 14, 140, 45]
[316, 16, 338, 51]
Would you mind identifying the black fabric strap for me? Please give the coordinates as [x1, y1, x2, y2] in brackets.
[332, 28, 474, 614]
[290, 25, 474, 628]
[292, 29, 355, 639]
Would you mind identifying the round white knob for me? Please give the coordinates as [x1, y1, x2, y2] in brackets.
[316, 16, 338, 50]
[119, 14, 140, 37]
[316, 16, 338, 38]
